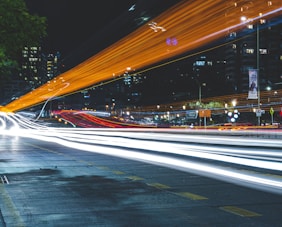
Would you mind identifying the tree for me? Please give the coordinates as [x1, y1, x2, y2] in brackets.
[0, 0, 47, 75]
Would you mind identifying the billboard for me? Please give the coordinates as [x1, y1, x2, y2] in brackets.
[248, 69, 258, 99]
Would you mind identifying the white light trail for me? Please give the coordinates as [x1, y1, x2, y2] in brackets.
[29, 129, 282, 171]
[1, 111, 281, 195]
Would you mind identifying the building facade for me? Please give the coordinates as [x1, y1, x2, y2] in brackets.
[20, 47, 61, 90]
[225, 15, 282, 94]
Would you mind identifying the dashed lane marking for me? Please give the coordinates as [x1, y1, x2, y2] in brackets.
[112, 170, 125, 175]
[176, 192, 208, 200]
[127, 176, 144, 181]
[148, 183, 171, 189]
[97, 166, 110, 170]
[220, 206, 261, 217]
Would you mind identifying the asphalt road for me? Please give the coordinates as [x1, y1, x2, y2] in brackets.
[0, 135, 281, 227]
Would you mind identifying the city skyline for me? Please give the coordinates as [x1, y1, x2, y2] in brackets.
[0, 1, 281, 119]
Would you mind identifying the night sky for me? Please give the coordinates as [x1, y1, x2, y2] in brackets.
[24, 0, 135, 55]
[24, 0, 182, 68]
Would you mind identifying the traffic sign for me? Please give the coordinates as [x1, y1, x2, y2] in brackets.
[256, 109, 265, 117]
[199, 109, 211, 118]
[269, 107, 274, 115]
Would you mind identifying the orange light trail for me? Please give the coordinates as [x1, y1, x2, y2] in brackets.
[2, 0, 281, 112]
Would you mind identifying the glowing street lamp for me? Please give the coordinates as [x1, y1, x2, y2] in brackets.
[232, 99, 237, 107]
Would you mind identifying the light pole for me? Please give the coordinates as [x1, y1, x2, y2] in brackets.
[198, 82, 206, 126]
[256, 21, 261, 126]
[241, 16, 261, 126]
[198, 82, 206, 106]
[199, 84, 202, 105]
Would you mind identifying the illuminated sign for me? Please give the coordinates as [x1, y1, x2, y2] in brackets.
[195, 61, 205, 66]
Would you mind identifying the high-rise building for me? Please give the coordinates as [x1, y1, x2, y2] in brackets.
[225, 15, 282, 94]
[41, 52, 61, 83]
[20, 47, 61, 90]
[20, 46, 42, 89]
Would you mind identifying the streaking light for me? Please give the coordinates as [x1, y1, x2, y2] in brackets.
[3, 1, 280, 112]
[1, 112, 281, 194]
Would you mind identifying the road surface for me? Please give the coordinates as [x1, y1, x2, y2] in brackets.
[0, 127, 281, 226]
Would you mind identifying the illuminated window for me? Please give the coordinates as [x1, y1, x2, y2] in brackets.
[29, 57, 38, 62]
[260, 19, 266, 24]
[247, 24, 253, 29]
[246, 49, 254, 54]
[260, 49, 267, 54]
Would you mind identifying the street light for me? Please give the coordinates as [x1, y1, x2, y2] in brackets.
[198, 82, 206, 106]
[198, 82, 206, 126]
[192, 77, 206, 106]
[232, 99, 237, 107]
